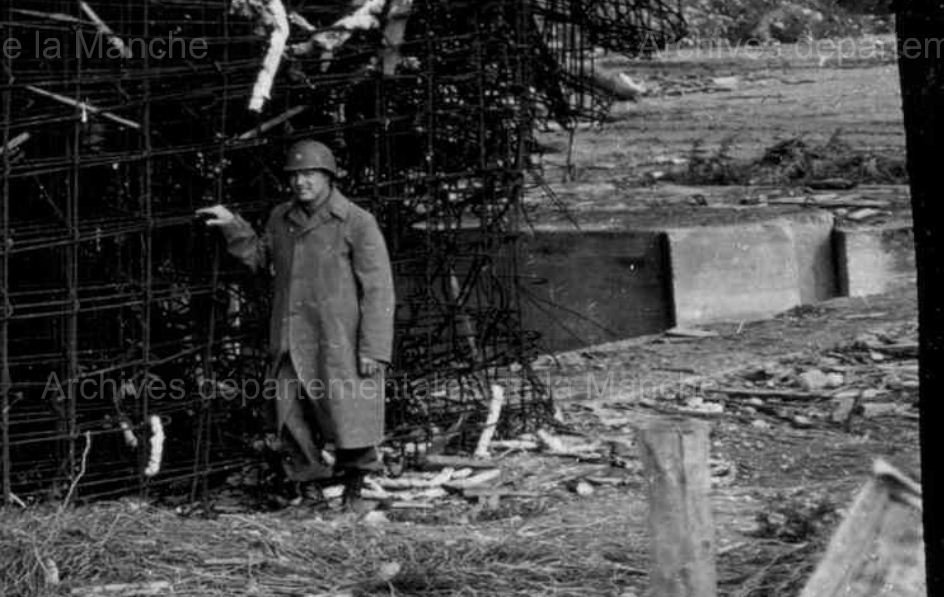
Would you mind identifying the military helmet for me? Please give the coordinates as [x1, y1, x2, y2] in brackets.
[284, 139, 338, 176]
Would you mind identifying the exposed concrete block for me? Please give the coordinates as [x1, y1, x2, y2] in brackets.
[665, 220, 802, 325]
[519, 230, 672, 352]
[835, 223, 915, 297]
[787, 211, 837, 303]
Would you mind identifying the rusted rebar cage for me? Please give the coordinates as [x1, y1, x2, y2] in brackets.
[0, 0, 684, 502]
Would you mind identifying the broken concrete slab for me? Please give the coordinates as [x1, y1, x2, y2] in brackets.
[835, 223, 915, 297]
[831, 396, 857, 423]
[665, 212, 836, 325]
[665, 220, 802, 325]
[860, 402, 900, 418]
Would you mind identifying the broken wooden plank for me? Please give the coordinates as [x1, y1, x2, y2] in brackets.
[373, 467, 454, 490]
[767, 196, 890, 208]
[488, 439, 539, 451]
[461, 487, 539, 498]
[664, 326, 719, 339]
[474, 385, 505, 458]
[536, 429, 567, 452]
[71, 582, 172, 596]
[845, 208, 884, 221]
[388, 501, 436, 510]
[806, 178, 857, 190]
[420, 454, 498, 470]
[588, 69, 646, 100]
[866, 342, 918, 358]
[704, 387, 829, 401]
[799, 459, 924, 597]
[585, 476, 627, 487]
[443, 468, 501, 492]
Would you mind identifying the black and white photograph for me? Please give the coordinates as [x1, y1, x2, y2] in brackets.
[0, 1, 938, 595]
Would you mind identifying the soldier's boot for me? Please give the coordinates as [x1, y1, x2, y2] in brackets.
[297, 482, 332, 513]
[341, 470, 373, 513]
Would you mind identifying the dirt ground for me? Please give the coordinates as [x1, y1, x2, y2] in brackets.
[535, 38, 904, 184]
[1, 37, 921, 597]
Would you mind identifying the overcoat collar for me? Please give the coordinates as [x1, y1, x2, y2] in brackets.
[284, 188, 350, 231]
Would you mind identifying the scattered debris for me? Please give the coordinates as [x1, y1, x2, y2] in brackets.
[806, 178, 856, 190]
[664, 326, 719, 339]
[791, 415, 813, 429]
[377, 561, 402, 582]
[711, 76, 740, 90]
[42, 558, 60, 587]
[830, 396, 858, 424]
[798, 369, 830, 391]
[143, 415, 165, 477]
[474, 385, 506, 458]
[443, 469, 502, 492]
[705, 387, 825, 401]
[766, 196, 890, 209]
[421, 455, 498, 470]
[591, 70, 647, 100]
[639, 323, 918, 432]
[845, 207, 883, 221]
[860, 403, 900, 418]
[71, 582, 173, 596]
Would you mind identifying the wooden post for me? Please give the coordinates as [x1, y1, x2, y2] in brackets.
[640, 417, 716, 597]
[896, 4, 944, 594]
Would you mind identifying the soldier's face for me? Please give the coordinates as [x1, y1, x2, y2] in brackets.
[291, 169, 331, 202]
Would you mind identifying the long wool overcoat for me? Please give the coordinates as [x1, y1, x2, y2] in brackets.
[222, 189, 395, 449]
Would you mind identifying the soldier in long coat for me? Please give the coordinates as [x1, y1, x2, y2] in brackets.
[198, 140, 395, 505]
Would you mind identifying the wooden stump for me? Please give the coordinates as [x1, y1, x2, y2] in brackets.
[640, 417, 716, 597]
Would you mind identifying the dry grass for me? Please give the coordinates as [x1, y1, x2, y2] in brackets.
[0, 495, 651, 597]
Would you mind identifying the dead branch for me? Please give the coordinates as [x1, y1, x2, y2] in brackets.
[231, 0, 290, 113]
[24, 85, 141, 130]
[0, 132, 30, 156]
[237, 105, 307, 139]
[79, 2, 132, 59]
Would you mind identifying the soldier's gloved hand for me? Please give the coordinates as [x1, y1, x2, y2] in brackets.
[196, 204, 236, 227]
[359, 356, 383, 377]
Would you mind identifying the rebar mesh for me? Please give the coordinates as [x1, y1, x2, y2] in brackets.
[0, 0, 684, 502]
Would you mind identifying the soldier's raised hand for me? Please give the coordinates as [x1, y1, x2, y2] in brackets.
[196, 204, 236, 227]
